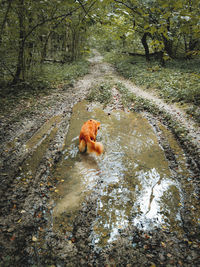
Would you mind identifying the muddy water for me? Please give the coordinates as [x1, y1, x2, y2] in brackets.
[52, 101, 197, 247]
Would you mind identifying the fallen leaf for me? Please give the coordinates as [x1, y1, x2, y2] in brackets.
[32, 236, 37, 242]
[144, 234, 150, 239]
[37, 212, 42, 218]
[178, 260, 183, 266]
[161, 242, 166, 247]
[71, 237, 75, 243]
[10, 234, 16, 241]
[20, 210, 26, 213]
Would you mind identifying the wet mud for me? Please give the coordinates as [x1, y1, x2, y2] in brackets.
[0, 52, 200, 266]
[52, 101, 199, 245]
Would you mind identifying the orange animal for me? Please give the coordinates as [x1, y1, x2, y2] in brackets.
[79, 119, 104, 156]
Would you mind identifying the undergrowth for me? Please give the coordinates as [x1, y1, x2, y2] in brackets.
[39, 59, 90, 87]
[87, 82, 112, 106]
[0, 59, 90, 115]
[104, 51, 200, 123]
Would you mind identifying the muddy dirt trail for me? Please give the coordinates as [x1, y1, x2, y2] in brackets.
[0, 51, 200, 266]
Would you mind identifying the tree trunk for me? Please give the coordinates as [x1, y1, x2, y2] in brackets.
[0, 0, 12, 47]
[41, 33, 51, 63]
[189, 39, 198, 51]
[163, 36, 173, 58]
[13, 0, 25, 83]
[141, 33, 150, 61]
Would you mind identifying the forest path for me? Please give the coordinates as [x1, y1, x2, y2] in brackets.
[88, 49, 200, 148]
[1, 49, 199, 154]
[1, 49, 200, 267]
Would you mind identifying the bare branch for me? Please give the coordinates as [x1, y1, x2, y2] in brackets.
[0, 60, 15, 78]
[24, 5, 85, 43]
[113, 0, 142, 16]
[77, 0, 97, 23]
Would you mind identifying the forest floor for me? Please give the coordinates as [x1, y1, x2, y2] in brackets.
[0, 50, 199, 266]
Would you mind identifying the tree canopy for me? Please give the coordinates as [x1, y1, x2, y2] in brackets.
[0, 0, 199, 84]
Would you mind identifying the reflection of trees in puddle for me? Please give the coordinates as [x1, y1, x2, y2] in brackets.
[132, 168, 181, 230]
[93, 184, 132, 246]
[92, 169, 182, 246]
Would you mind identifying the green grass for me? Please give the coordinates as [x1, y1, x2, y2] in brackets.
[87, 82, 112, 106]
[104, 51, 200, 122]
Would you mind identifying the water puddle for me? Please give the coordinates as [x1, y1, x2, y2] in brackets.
[51, 101, 199, 246]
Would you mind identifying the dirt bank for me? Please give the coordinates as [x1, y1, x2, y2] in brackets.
[0, 51, 199, 266]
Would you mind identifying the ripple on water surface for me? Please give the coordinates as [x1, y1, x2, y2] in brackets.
[51, 101, 196, 246]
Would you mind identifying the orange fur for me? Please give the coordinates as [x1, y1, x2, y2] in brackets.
[79, 119, 104, 156]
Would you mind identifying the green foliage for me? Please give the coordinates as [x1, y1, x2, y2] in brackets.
[115, 82, 136, 108]
[0, 0, 95, 84]
[0, 0, 199, 116]
[95, 0, 200, 60]
[39, 59, 90, 87]
[186, 106, 200, 123]
[0, 59, 90, 115]
[1, 0, 199, 84]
